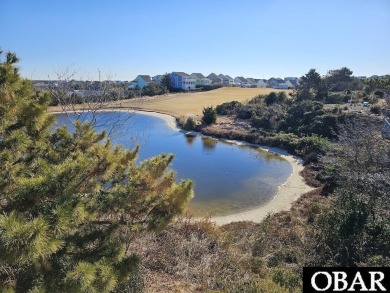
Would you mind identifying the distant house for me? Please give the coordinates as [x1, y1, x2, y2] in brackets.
[234, 76, 250, 87]
[254, 79, 268, 88]
[152, 75, 164, 84]
[130, 75, 152, 89]
[246, 78, 257, 87]
[268, 78, 288, 89]
[284, 77, 299, 88]
[170, 72, 196, 90]
[283, 78, 299, 89]
[207, 73, 223, 84]
[284, 77, 299, 82]
[224, 75, 235, 84]
[191, 73, 212, 86]
[218, 74, 234, 85]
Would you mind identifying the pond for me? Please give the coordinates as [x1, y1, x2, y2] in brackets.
[54, 111, 292, 217]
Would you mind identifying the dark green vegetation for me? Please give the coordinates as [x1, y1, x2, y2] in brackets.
[202, 106, 217, 125]
[141, 83, 168, 96]
[183, 116, 197, 131]
[0, 52, 193, 292]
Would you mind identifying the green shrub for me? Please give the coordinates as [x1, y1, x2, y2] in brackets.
[202, 106, 217, 125]
[272, 268, 301, 292]
[216, 101, 242, 115]
[196, 84, 223, 91]
[370, 104, 382, 114]
[374, 90, 385, 98]
[142, 83, 168, 96]
[184, 116, 197, 130]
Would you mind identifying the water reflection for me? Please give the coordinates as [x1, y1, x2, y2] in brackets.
[185, 134, 197, 146]
[201, 137, 217, 152]
[255, 148, 286, 162]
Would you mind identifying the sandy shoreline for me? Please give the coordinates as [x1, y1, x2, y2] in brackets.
[138, 110, 315, 225]
[51, 108, 315, 225]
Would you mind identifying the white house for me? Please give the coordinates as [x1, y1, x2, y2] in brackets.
[254, 79, 268, 88]
[285, 79, 298, 89]
[234, 76, 249, 86]
[207, 73, 223, 84]
[284, 77, 299, 88]
[268, 78, 288, 89]
[170, 72, 196, 90]
[218, 74, 234, 85]
[246, 78, 257, 87]
[191, 73, 212, 86]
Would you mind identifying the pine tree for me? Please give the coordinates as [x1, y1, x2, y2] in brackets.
[0, 51, 193, 292]
[201, 106, 217, 125]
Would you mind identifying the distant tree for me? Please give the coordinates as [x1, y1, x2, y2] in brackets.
[325, 67, 354, 91]
[0, 52, 193, 292]
[296, 69, 327, 101]
[215, 101, 242, 115]
[277, 91, 288, 103]
[264, 92, 278, 105]
[202, 106, 217, 125]
[161, 73, 173, 92]
[142, 83, 168, 96]
[50, 67, 134, 135]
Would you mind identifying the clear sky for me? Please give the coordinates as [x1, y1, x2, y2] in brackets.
[1, 0, 389, 81]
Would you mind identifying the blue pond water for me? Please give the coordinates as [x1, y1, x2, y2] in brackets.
[54, 111, 292, 216]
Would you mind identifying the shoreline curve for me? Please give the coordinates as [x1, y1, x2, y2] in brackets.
[133, 110, 315, 225]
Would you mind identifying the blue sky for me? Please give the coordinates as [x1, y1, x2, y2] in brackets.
[1, 0, 389, 81]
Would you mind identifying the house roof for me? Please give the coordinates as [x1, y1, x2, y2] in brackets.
[224, 75, 233, 80]
[173, 72, 190, 77]
[139, 75, 152, 82]
[288, 79, 299, 86]
[276, 78, 286, 83]
[268, 78, 286, 84]
[235, 76, 248, 83]
[191, 73, 206, 79]
[207, 73, 222, 83]
[246, 78, 256, 84]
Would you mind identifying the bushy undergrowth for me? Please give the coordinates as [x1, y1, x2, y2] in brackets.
[216, 93, 347, 140]
[130, 218, 296, 292]
[196, 84, 224, 91]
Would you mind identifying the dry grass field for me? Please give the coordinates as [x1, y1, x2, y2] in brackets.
[126, 87, 291, 117]
[49, 87, 291, 118]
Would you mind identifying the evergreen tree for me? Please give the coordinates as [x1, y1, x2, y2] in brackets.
[160, 73, 173, 92]
[296, 69, 327, 101]
[202, 106, 217, 125]
[0, 52, 193, 292]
